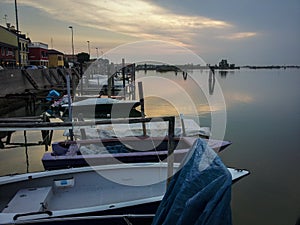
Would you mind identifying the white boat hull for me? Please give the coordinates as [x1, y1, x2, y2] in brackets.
[0, 163, 249, 224]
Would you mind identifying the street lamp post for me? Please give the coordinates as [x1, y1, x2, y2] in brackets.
[96, 47, 99, 59]
[68, 26, 75, 65]
[67, 26, 74, 140]
[87, 41, 90, 58]
[14, 0, 21, 68]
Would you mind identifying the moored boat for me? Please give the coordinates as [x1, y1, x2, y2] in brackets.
[0, 138, 249, 225]
[42, 137, 232, 170]
[62, 98, 142, 119]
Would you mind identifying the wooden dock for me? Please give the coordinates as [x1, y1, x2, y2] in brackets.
[0, 116, 176, 179]
[0, 116, 174, 131]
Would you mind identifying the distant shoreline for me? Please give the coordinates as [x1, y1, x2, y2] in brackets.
[178, 65, 300, 70]
[152, 64, 300, 70]
[241, 65, 300, 69]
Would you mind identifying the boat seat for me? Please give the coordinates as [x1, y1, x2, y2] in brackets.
[2, 186, 52, 213]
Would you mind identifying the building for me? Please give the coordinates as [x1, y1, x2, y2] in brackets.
[218, 59, 238, 69]
[48, 49, 64, 68]
[18, 34, 30, 67]
[0, 23, 31, 68]
[219, 59, 229, 69]
[0, 24, 18, 68]
[28, 42, 48, 67]
[64, 54, 77, 63]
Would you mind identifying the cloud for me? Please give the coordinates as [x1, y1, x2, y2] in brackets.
[18, 0, 232, 46]
[218, 32, 257, 40]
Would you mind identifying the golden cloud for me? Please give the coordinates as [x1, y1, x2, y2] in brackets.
[218, 32, 257, 40]
[19, 0, 232, 44]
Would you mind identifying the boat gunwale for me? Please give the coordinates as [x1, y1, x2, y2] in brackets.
[0, 162, 179, 185]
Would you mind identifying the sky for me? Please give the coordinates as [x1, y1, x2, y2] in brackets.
[0, 0, 299, 65]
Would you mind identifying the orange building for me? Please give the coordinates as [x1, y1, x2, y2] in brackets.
[48, 49, 64, 68]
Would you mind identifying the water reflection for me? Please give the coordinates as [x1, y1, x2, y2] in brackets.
[209, 69, 215, 95]
[219, 70, 228, 78]
[218, 70, 237, 78]
[2, 68, 299, 225]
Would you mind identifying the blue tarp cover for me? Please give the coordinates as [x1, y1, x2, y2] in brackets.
[152, 138, 232, 225]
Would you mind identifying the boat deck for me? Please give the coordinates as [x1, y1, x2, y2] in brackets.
[0, 165, 167, 214]
[0, 165, 249, 215]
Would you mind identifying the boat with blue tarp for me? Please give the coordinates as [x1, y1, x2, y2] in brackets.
[0, 138, 249, 225]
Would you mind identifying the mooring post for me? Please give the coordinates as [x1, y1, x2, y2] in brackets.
[132, 63, 136, 100]
[71, 70, 76, 99]
[24, 130, 29, 173]
[167, 116, 175, 187]
[122, 58, 126, 98]
[66, 72, 74, 141]
[107, 64, 112, 98]
[138, 82, 146, 136]
[78, 113, 87, 140]
[41, 113, 52, 151]
[111, 65, 115, 95]
[80, 63, 83, 96]
[180, 113, 186, 137]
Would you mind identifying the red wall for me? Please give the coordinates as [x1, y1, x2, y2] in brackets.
[28, 47, 48, 61]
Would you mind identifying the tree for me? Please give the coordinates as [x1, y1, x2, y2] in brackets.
[77, 52, 90, 63]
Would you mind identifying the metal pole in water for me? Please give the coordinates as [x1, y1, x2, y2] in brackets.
[180, 113, 186, 136]
[167, 116, 175, 187]
[122, 58, 126, 98]
[132, 63, 136, 100]
[67, 73, 74, 140]
[24, 131, 29, 173]
[138, 82, 146, 136]
[108, 64, 112, 98]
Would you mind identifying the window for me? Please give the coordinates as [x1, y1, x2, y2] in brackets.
[41, 51, 48, 58]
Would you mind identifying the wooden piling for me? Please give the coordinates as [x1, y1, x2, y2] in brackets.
[78, 113, 87, 140]
[132, 64, 136, 100]
[66, 72, 74, 141]
[167, 116, 175, 187]
[138, 82, 147, 136]
[122, 58, 126, 98]
[180, 114, 186, 137]
[107, 64, 112, 98]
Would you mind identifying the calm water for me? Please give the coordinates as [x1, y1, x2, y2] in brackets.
[212, 69, 300, 225]
[0, 68, 299, 225]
